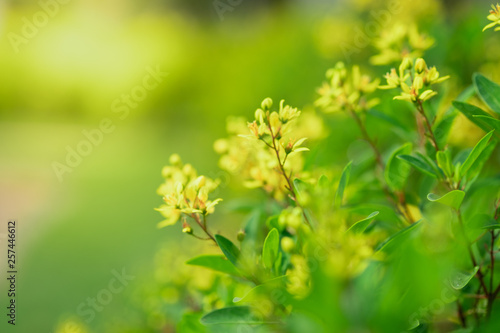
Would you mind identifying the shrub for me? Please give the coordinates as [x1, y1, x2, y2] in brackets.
[155, 5, 500, 332]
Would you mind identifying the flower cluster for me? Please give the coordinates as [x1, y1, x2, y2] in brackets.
[156, 154, 222, 228]
[215, 99, 319, 200]
[315, 62, 380, 114]
[379, 57, 449, 104]
[371, 24, 434, 65]
[484, 4, 500, 32]
[245, 98, 302, 142]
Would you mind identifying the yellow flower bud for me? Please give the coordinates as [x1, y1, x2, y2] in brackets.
[419, 89, 438, 102]
[237, 230, 246, 242]
[175, 182, 184, 195]
[270, 111, 281, 131]
[182, 219, 192, 234]
[413, 76, 424, 91]
[261, 98, 273, 111]
[213, 139, 228, 154]
[169, 154, 182, 166]
[400, 57, 413, 72]
[198, 187, 209, 203]
[281, 237, 295, 253]
[415, 58, 427, 74]
[255, 108, 266, 123]
[194, 176, 206, 189]
[182, 164, 194, 177]
[185, 184, 197, 202]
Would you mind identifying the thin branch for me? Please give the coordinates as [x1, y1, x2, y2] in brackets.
[416, 100, 440, 152]
[190, 213, 217, 244]
[263, 115, 312, 228]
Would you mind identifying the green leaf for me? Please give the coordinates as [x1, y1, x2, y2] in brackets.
[266, 215, 282, 232]
[317, 174, 330, 189]
[233, 276, 287, 303]
[200, 306, 268, 325]
[293, 178, 307, 199]
[474, 72, 500, 115]
[215, 235, 241, 267]
[472, 115, 500, 132]
[262, 228, 280, 270]
[376, 220, 422, 252]
[397, 155, 438, 178]
[459, 130, 495, 177]
[346, 211, 379, 234]
[463, 139, 497, 187]
[449, 266, 480, 290]
[186, 255, 241, 276]
[242, 210, 265, 251]
[335, 161, 352, 209]
[482, 224, 500, 230]
[427, 190, 465, 210]
[436, 150, 453, 178]
[452, 101, 495, 133]
[385, 143, 412, 190]
[415, 152, 443, 178]
[177, 312, 207, 333]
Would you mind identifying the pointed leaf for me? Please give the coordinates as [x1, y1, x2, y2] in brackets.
[233, 276, 287, 303]
[449, 266, 480, 290]
[474, 73, 500, 115]
[346, 211, 379, 234]
[385, 143, 412, 190]
[463, 139, 497, 186]
[427, 190, 465, 210]
[317, 174, 330, 189]
[376, 220, 422, 252]
[416, 152, 443, 177]
[436, 151, 453, 177]
[459, 130, 495, 177]
[397, 155, 438, 178]
[262, 229, 280, 269]
[452, 101, 495, 133]
[215, 235, 241, 267]
[177, 313, 207, 333]
[472, 115, 500, 132]
[482, 224, 500, 230]
[293, 178, 308, 199]
[186, 255, 241, 276]
[200, 306, 268, 325]
[335, 161, 352, 209]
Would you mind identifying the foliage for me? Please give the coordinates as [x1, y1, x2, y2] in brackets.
[153, 4, 500, 332]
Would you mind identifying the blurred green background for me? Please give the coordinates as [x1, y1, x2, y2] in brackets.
[0, 0, 498, 332]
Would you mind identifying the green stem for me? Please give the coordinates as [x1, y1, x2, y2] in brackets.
[416, 100, 440, 152]
[191, 213, 217, 244]
[264, 115, 312, 228]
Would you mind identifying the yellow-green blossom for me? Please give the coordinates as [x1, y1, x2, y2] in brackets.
[315, 62, 380, 113]
[371, 24, 434, 65]
[156, 154, 222, 228]
[379, 57, 449, 104]
[216, 99, 320, 200]
[484, 4, 500, 31]
[245, 99, 303, 141]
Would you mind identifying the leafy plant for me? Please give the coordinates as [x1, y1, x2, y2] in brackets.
[154, 5, 500, 332]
